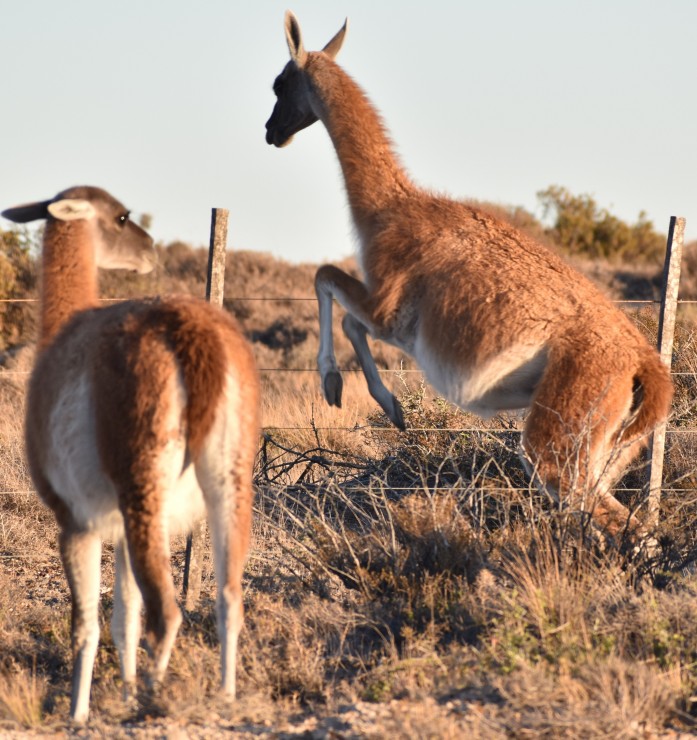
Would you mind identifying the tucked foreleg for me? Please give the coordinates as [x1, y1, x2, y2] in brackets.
[315, 264, 353, 407]
[342, 314, 404, 429]
[315, 264, 403, 426]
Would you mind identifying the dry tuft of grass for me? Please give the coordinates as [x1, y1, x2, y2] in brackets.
[0, 666, 47, 730]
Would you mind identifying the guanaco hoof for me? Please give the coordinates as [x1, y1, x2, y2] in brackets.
[323, 370, 343, 408]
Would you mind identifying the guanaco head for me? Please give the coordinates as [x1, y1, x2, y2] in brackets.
[265, 10, 348, 148]
[2, 185, 156, 274]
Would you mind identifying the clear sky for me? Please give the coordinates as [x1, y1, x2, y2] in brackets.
[1, 1, 694, 264]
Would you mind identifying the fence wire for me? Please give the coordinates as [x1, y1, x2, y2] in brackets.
[2, 293, 696, 507]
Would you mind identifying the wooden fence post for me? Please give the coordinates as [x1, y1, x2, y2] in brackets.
[646, 216, 685, 528]
[183, 207, 229, 610]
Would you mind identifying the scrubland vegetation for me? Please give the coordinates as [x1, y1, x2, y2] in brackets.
[1, 193, 697, 737]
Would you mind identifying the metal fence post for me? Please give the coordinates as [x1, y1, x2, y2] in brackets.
[646, 216, 685, 528]
[183, 207, 229, 610]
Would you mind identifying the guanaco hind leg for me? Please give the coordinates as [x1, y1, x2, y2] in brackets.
[194, 381, 256, 699]
[121, 497, 182, 688]
[205, 492, 250, 699]
[111, 539, 143, 702]
[523, 349, 646, 540]
[59, 527, 102, 724]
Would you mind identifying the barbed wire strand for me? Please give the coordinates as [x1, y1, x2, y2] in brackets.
[3, 486, 696, 498]
[2, 296, 697, 305]
[1, 297, 695, 440]
[2, 369, 696, 378]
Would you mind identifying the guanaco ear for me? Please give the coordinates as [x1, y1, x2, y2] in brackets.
[284, 10, 307, 67]
[1, 200, 51, 223]
[47, 199, 97, 222]
[322, 17, 348, 60]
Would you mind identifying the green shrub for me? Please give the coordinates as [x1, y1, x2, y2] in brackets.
[0, 228, 37, 350]
[538, 185, 666, 263]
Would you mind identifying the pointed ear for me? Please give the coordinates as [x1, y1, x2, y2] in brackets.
[322, 17, 348, 60]
[47, 199, 97, 221]
[1, 200, 51, 223]
[284, 10, 307, 67]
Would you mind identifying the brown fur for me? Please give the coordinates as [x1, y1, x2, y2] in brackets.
[38, 219, 99, 351]
[92, 295, 248, 470]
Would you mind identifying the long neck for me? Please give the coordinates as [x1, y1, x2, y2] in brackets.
[306, 54, 414, 233]
[39, 220, 99, 351]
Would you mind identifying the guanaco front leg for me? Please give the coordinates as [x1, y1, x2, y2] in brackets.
[315, 264, 404, 428]
[315, 264, 345, 407]
[342, 314, 405, 429]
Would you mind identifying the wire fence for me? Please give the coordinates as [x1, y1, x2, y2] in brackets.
[0, 222, 691, 475]
[1, 217, 695, 592]
[1, 296, 695, 391]
[2, 294, 695, 475]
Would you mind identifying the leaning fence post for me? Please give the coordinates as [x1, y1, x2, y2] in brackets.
[183, 207, 229, 610]
[646, 216, 685, 528]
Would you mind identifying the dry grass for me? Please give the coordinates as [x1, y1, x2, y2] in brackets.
[0, 667, 47, 729]
[1, 243, 697, 736]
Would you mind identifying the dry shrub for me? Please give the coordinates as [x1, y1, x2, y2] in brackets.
[0, 666, 47, 729]
[0, 227, 37, 351]
[263, 479, 488, 659]
[260, 372, 379, 469]
[679, 240, 697, 301]
[249, 453, 697, 733]
[371, 380, 525, 477]
[0, 348, 56, 569]
[580, 659, 682, 734]
[489, 658, 681, 739]
[390, 493, 483, 578]
[486, 530, 627, 673]
[474, 525, 697, 733]
[0, 349, 32, 495]
[240, 590, 358, 702]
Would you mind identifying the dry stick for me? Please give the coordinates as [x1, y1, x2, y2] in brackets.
[647, 216, 685, 528]
[183, 207, 229, 610]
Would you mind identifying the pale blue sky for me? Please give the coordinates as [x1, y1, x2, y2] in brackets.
[1, 1, 694, 263]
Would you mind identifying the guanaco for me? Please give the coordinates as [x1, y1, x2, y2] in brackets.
[264, 12, 672, 543]
[2, 186, 259, 722]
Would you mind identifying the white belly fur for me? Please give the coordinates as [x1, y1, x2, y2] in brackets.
[414, 333, 546, 417]
[45, 372, 205, 542]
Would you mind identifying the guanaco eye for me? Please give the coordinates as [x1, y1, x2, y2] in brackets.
[117, 212, 130, 226]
